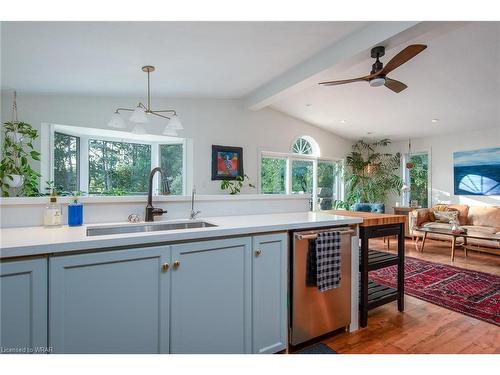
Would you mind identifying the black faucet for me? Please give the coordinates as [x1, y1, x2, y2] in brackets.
[145, 167, 170, 222]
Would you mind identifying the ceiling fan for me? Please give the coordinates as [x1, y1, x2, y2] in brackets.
[319, 44, 427, 93]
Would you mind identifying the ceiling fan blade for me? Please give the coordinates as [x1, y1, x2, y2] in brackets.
[318, 76, 370, 86]
[380, 44, 427, 75]
[384, 78, 408, 93]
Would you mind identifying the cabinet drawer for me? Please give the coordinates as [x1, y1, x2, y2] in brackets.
[364, 224, 402, 238]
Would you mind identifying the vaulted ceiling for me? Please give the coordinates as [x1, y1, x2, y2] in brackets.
[269, 22, 500, 140]
[1, 21, 499, 140]
[0, 21, 367, 97]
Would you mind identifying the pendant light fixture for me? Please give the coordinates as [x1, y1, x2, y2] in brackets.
[405, 138, 414, 169]
[108, 66, 183, 135]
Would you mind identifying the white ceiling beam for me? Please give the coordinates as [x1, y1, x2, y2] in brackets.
[244, 21, 423, 110]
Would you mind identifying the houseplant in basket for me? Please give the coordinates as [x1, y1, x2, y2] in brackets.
[334, 138, 403, 210]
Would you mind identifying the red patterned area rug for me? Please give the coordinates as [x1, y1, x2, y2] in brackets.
[369, 257, 500, 326]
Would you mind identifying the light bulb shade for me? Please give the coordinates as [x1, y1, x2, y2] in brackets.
[129, 106, 149, 123]
[167, 114, 183, 130]
[162, 125, 178, 136]
[369, 77, 386, 87]
[131, 124, 147, 135]
[108, 112, 126, 129]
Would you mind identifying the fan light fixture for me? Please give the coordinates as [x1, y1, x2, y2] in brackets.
[319, 44, 427, 93]
[369, 77, 386, 87]
[108, 66, 183, 134]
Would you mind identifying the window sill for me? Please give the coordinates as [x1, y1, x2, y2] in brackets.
[0, 194, 310, 206]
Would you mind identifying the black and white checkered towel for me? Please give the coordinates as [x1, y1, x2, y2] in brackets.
[315, 231, 342, 292]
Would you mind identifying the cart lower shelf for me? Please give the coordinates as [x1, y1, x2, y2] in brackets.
[360, 280, 398, 310]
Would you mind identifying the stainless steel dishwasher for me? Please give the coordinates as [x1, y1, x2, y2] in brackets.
[290, 227, 353, 346]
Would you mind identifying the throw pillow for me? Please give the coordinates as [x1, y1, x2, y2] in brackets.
[433, 210, 459, 223]
[430, 205, 458, 222]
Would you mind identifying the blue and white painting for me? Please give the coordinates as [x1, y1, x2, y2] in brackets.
[453, 147, 500, 196]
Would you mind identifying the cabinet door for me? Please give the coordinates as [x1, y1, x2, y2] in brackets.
[252, 233, 287, 354]
[49, 246, 170, 353]
[170, 237, 251, 353]
[1, 258, 48, 354]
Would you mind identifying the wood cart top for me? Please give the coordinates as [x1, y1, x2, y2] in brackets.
[328, 210, 406, 227]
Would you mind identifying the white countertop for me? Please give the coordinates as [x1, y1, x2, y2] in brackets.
[0, 211, 362, 259]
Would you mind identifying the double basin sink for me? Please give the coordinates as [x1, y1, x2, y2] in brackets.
[86, 220, 217, 237]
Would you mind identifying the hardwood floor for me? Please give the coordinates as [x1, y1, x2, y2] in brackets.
[321, 237, 500, 354]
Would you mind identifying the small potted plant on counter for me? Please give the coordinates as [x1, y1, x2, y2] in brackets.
[68, 191, 84, 227]
[220, 174, 255, 195]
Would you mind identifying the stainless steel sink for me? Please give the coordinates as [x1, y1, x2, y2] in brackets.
[86, 221, 217, 236]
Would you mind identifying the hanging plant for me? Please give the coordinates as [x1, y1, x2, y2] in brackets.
[0, 93, 41, 197]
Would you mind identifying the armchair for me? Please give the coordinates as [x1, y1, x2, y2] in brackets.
[351, 203, 385, 213]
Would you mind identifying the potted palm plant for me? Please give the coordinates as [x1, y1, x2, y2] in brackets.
[335, 138, 403, 209]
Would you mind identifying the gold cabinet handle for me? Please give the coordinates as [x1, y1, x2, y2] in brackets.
[161, 263, 170, 272]
[255, 249, 262, 257]
[173, 260, 180, 269]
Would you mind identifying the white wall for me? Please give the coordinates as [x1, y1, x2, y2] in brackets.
[0, 92, 352, 195]
[387, 127, 500, 208]
[0, 195, 310, 228]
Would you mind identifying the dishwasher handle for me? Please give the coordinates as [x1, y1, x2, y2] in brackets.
[294, 229, 355, 241]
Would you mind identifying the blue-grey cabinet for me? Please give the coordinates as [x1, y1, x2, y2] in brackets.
[252, 233, 287, 354]
[9, 233, 289, 354]
[170, 237, 252, 353]
[49, 246, 170, 353]
[0, 257, 48, 354]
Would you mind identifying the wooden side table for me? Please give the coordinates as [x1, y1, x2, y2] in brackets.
[392, 206, 420, 238]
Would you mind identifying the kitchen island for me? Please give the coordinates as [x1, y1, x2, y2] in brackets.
[0, 211, 361, 354]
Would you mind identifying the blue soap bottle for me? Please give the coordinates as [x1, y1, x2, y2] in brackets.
[68, 193, 83, 227]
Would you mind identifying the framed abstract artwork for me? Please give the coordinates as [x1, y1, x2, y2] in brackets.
[453, 147, 500, 195]
[211, 145, 244, 180]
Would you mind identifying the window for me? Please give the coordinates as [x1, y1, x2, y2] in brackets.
[403, 152, 429, 208]
[50, 125, 187, 196]
[260, 136, 342, 210]
[291, 160, 313, 194]
[160, 144, 184, 195]
[88, 139, 151, 195]
[260, 157, 286, 194]
[291, 137, 313, 155]
[317, 160, 340, 210]
[53, 132, 80, 193]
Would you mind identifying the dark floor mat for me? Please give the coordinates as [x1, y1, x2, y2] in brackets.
[295, 343, 337, 354]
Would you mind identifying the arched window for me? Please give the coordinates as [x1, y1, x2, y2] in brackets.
[261, 134, 341, 211]
[291, 136, 320, 156]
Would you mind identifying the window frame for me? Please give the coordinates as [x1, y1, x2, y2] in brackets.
[259, 154, 288, 195]
[49, 125, 187, 196]
[52, 131, 81, 193]
[401, 149, 432, 208]
[259, 150, 343, 210]
[159, 142, 186, 196]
